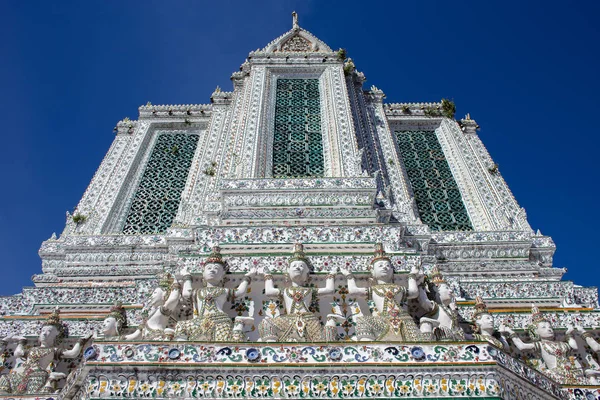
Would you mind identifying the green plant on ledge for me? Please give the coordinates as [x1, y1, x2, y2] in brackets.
[343, 63, 354, 76]
[424, 107, 441, 117]
[203, 161, 218, 176]
[72, 213, 87, 224]
[401, 105, 411, 114]
[171, 145, 179, 155]
[441, 98, 456, 119]
[336, 48, 347, 61]
[488, 163, 499, 174]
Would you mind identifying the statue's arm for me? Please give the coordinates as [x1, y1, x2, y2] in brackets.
[585, 336, 600, 352]
[317, 269, 336, 296]
[234, 268, 257, 299]
[180, 266, 193, 299]
[565, 326, 578, 350]
[163, 284, 181, 311]
[406, 265, 423, 300]
[417, 285, 433, 311]
[576, 326, 600, 352]
[13, 338, 27, 358]
[340, 269, 367, 296]
[264, 274, 280, 297]
[124, 328, 143, 341]
[502, 326, 535, 351]
[62, 335, 91, 359]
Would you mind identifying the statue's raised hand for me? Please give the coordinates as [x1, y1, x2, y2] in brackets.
[340, 267, 352, 277]
[245, 267, 258, 279]
[178, 265, 191, 279]
[409, 264, 425, 284]
[498, 324, 513, 335]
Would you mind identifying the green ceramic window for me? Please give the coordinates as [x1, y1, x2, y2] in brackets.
[395, 130, 473, 231]
[122, 132, 199, 235]
[272, 78, 324, 177]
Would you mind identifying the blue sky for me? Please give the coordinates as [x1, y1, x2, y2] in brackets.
[0, 1, 598, 296]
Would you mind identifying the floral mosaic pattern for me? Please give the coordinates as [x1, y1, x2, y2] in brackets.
[87, 342, 493, 365]
[86, 371, 501, 398]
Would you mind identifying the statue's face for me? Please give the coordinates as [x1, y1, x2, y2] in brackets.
[103, 317, 118, 336]
[438, 283, 453, 302]
[371, 260, 393, 281]
[536, 321, 554, 339]
[288, 260, 309, 282]
[150, 287, 166, 307]
[476, 313, 494, 332]
[203, 262, 225, 284]
[39, 325, 59, 346]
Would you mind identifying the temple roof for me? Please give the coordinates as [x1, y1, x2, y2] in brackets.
[262, 12, 333, 53]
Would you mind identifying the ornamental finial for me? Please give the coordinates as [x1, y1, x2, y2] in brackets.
[292, 11, 299, 30]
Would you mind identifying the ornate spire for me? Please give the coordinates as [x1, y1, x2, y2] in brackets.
[292, 11, 299, 30]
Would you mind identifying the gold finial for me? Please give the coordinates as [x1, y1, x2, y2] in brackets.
[292, 11, 299, 29]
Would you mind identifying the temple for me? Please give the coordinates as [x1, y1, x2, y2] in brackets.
[1, 12, 598, 400]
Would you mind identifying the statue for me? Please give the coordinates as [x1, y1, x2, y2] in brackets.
[501, 304, 585, 385]
[0, 308, 90, 395]
[125, 271, 181, 340]
[95, 302, 128, 340]
[174, 246, 256, 341]
[419, 266, 465, 341]
[341, 243, 428, 341]
[466, 296, 507, 349]
[258, 243, 337, 342]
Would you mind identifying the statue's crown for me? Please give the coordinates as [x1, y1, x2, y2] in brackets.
[370, 243, 390, 265]
[206, 246, 226, 265]
[530, 304, 548, 325]
[472, 296, 490, 319]
[289, 243, 309, 264]
[108, 301, 127, 329]
[429, 266, 446, 286]
[43, 307, 67, 342]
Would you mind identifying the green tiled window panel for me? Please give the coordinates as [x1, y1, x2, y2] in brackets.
[395, 130, 473, 231]
[122, 132, 199, 235]
[272, 78, 324, 177]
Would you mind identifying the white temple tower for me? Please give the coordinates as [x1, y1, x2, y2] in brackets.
[0, 12, 598, 400]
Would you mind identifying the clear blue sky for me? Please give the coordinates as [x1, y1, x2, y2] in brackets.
[0, 1, 598, 296]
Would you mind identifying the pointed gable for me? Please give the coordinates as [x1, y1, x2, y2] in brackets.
[262, 12, 333, 53]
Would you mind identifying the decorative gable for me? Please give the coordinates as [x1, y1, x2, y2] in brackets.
[262, 12, 333, 53]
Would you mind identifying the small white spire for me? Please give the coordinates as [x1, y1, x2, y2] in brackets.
[292, 11, 299, 30]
